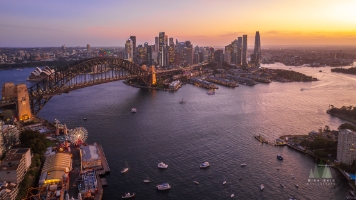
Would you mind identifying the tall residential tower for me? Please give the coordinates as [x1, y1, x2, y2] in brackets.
[242, 35, 248, 66]
[253, 31, 261, 67]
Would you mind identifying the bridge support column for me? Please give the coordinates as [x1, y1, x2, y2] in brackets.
[15, 84, 32, 121]
[151, 65, 156, 86]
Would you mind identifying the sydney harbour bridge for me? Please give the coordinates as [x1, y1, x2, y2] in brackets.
[1, 57, 197, 118]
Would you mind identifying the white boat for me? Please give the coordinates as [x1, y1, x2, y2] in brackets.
[121, 167, 129, 173]
[122, 192, 135, 199]
[200, 162, 210, 168]
[156, 183, 171, 190]
[143, 175, 150, 183]
[158, 162, 168, 169]
[223, 181, 227, 185]
[131, 108, 137, 113]
[241, 163, 246, 167]
[294, 184, 299, 188]
[230, 186, 234, 198]
[260, 184, 264, 191]
[193, 181, 199, 185]
[121, 161, 129, 173]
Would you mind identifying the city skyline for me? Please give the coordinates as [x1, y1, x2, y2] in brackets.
[1, 0, 356, 47]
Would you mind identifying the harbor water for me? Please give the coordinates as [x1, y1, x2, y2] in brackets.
[1, 63, 355, 199]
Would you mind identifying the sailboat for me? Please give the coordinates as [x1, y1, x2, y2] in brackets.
[230, 186, 234, 198]
[121, 161, 129, 174]
[143, 175, 150, 183]
[179, 98, 186, 104]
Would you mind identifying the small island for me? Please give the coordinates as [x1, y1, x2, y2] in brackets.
[331, 67, 356, 75]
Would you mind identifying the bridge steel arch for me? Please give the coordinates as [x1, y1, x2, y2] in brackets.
[28, 57, 150, 115]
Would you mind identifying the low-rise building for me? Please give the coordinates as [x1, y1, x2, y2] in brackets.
[80, 144, 102, 170]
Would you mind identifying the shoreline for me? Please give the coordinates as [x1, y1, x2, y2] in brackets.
[327, 110, 356, 125]
[276, 134, 356, 191]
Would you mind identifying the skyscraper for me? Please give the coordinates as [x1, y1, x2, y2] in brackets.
[154, 37, 159, 53]
[87, 44, 91, 54]
[158, 32, 167, 66]
[62, 45, 66, 53]
[253, 31, 261, 67]
[242, 35, 248, 66]
[125, 38, 133, 62]
[130, 36, 137, 63]
[236, 37, 242, 65]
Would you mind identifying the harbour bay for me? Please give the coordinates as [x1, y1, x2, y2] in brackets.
[1, 63, 355, 199]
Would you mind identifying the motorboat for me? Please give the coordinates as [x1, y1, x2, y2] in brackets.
[200, 162, 210, 168]
[131, 108, 137, 113]
[223, 181, 227, 185]
[260, 184, 264, 191]
[122, 193, 135, 199]
[83, 118, 87, 121]
[239, 178, 242, 180]
[230, 186, 234, 198]
[241, 163, 246, 167]
[277, 154, 283, 160]
[193, 181, 199, 185]
[319, 70, 322, 72]
[121, 167, 129, 174]
[143, 175, 150, 183]
[156, 183, 171, 190]
[277, 167, 280, 170]
[295, 184, 299, 188]
[280, 184, 284, 188]
[292, 174, 295, 178]
[121, 161, 129, 173]
[158, 162, 168, 169]
[179, 98, 186, 104]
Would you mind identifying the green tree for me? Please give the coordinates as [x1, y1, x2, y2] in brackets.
[338, 123, 356, 131]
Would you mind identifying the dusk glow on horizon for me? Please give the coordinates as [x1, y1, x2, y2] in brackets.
[1, 0, 355, 47]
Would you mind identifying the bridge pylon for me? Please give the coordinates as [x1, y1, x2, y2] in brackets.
[1, 82, 32, 121]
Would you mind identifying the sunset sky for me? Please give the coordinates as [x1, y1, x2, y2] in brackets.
[1, 0, 355, 47]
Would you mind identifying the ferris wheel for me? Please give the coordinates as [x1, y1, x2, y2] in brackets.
[68, 127, 88, 145]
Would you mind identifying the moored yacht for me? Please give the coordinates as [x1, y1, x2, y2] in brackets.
[200, 162, 210, 168]
[158, 162, 168, 169]
[122, 193, 135, 199]
[156, 183, 171, 190]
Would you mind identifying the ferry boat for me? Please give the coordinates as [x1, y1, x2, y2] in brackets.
[158, 162, 168, 169]
[131, 108, 137, 113]
[122, 193, 135, 199]
[156, 183, 171, 190]
[277, 154, 283, 160]
[200, 162, 210, 168]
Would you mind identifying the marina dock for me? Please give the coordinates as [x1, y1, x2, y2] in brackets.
[97, 144, 110, 174]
